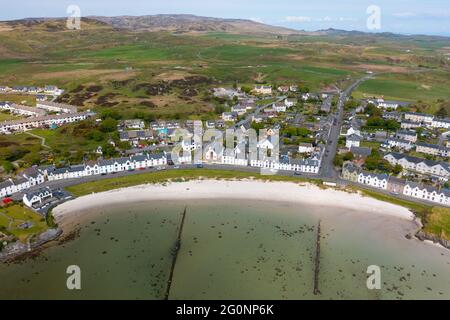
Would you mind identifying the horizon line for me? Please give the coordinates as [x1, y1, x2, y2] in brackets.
[1, 13, 450, 38]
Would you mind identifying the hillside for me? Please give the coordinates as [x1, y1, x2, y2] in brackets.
[88, 14, 300, 35]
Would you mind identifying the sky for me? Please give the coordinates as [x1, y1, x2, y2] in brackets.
[1, 0, 449, 36]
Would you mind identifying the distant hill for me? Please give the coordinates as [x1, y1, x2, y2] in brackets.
[88, 14, 300, 35]
[2, 15, 449, 41]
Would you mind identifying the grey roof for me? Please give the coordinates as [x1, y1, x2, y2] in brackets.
[350, 146, 372, 156]
[386, 152, 450, 171]
[24, 187, 52, 199]
[0, 179, 14, 189]
[360, 171, 389, 180]
[387, 176, 406, 186]
[148, 153, 165, 160]
[405, 112, 433, 117]
[131, 154, 148, 162]
[396, 130, 417, 136]
[22, 167, 42, 179]
[347, 134, 362, 141]
[14, 176, 29, 184]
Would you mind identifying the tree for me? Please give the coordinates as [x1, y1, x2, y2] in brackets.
[102, 143, 118, 158]
[1, 161, 14, 173]
[334, 155, 344, 167]
[100, 118, 118, 133]
[241, 86, 252, 94]
[100, 109, 122, 120]
[392, 164, 403, 175]
[214, 105, 225, 114]
[343, 152, 354, 161]
[435, 106, 448, 119]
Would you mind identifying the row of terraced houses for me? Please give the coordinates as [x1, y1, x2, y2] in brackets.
[342, 162, 449, 206]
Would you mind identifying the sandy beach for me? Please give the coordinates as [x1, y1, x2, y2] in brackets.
[53, 180, 415, 225]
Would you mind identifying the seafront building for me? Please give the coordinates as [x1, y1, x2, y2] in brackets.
[341, 162, 449, 206]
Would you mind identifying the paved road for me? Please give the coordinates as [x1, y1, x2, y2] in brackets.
[319, 74, 374, 179]
[234, 96, 286, 129]
[14, 161, 447, 209]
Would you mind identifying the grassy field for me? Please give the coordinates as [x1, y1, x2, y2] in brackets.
[352, 71, 450, 105]
[0, 112, 18, 121]
[423, 207, 450, 240]
[0, 19, 448, 172]
[0, 204, 48, 243]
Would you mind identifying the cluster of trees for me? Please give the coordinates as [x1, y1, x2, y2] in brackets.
[283, 126, 311, 138]
[335, 149, 403, 175]
[363, 103, 400, 131]
[333, 152, 354, 167]
[364, 150, 393, 172]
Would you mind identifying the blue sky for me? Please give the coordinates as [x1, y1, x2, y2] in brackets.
[1, 0, 449, 36]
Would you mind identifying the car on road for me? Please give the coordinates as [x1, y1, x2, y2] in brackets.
[196, 164, 204, 168]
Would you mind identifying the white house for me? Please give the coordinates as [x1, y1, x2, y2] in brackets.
[272, 103, 287, 113]
[257, 135, 277, 150]
[222, 143, 248, 166]
[384, 152, 450, 181]
[395, 130, 417, 143]
[231, 104, 247, 115]
[416, 142, 449, 157]
[0, 179, 16, 198]
[298, 143, 315, 154]
[284, 98, 297, 108]
[0, 112, 93, 133]
[253, 85, 272, 95]
[403, 182, 449, 206]
[381, 138, 413, 151]
[22, 167, 45, 186]
[431, 118, 450, 129]
[346, 134, 361, 148]
[222, 112, 238, 122]
[358, 171, 388, 189]
[44, 85, 64, 96]
[23, 187, 53, 208]
[404, 112, 434, 124]
[47, 165, 87, 181]
[204, 142, 223, 162]
[36, 101, 78, 113]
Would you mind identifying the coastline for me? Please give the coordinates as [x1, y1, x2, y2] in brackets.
[54, 179, 415, 225]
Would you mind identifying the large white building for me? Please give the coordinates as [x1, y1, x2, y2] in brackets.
[384, 152, 450, 181]
[403, 182, 449, 206]
[357, 171, 388, 189]
[0, 112, 93, 133]
[36, 101, 78, 114]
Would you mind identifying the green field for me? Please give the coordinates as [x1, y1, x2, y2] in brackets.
[353, 71, 450, 103]
[0, 204, 48, 243]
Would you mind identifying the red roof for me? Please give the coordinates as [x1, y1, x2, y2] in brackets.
[2, 198, 13, 204]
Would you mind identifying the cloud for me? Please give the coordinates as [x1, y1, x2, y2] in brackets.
[393, 11, 450, 19]
[249, 17, 264, 23]
[285, 16, 312, 22]
[284, 16, 358, 23]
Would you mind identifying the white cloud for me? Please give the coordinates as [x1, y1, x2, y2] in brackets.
[285, 16, 312, 22]
[249, 17, 264, 23]
[284, 16, 358, 23]
[393, 11, 450, 19]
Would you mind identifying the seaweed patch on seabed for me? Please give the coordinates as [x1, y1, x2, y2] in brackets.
[3, 229, 78, 265]
[58, 228, 81, 245]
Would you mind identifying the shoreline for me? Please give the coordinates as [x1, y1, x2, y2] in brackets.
[2, 179, 447, 262]
[54, 179, 415, 225]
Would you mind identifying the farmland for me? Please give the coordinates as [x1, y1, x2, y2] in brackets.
[0, 17, 449, 172]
